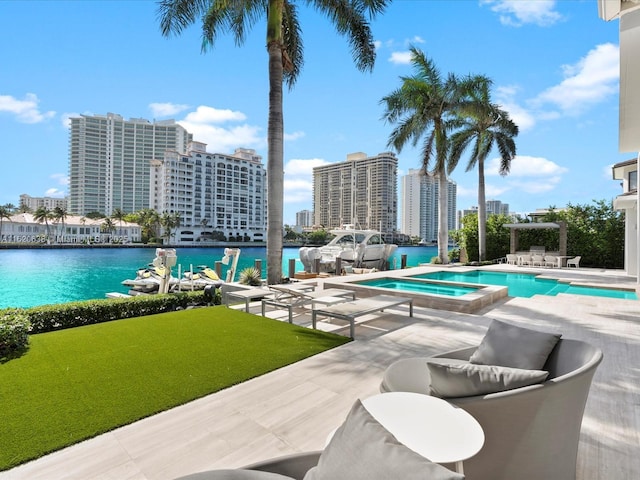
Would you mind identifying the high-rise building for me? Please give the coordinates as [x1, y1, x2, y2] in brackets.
[68, 113, 191, 215]
[19, 194, 68, 212]
[312, 152, 397, 235]
[296, 209, 313, 229]
[150, 143, 266, 243]
[401, 169, 457, 243]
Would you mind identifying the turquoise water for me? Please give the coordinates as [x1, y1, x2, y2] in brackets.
[0, 245, 438, 308]
[355, 278, 478, 297]
[413, 270, 638, 300]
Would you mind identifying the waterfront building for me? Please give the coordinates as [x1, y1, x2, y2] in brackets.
[612, 158, 638, 277]
[0, 213, 141, 244]
[150, 143, 266, 243]
[401, 168, 457, 243]
[458, 200, 510, 227]
[312, 152, 397, 235]
[19, 194, 68, 212]
[68, 113, 191, 216]
[296, 209, 313, 229]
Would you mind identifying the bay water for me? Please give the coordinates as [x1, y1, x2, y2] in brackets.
[0, 246, 438, 309]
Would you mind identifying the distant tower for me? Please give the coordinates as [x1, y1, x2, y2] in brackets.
[312, 152, 398, 234]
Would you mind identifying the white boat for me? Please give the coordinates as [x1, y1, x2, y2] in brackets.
[122, 264, 179, 294]
[299, 225, 398, 274]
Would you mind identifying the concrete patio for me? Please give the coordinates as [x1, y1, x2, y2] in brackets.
[2, 266, 639, 479]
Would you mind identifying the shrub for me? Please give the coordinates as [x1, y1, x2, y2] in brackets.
[4, 290, 213, 334]
[0, 309, 30, 355]
[239, 267, 262, 286]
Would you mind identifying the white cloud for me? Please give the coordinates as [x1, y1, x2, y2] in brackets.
[176, 105, 262, 153]
[487, 155, 568, 177]
[494, 85, 537, 131]
[481, 0, 563, 27]
[50, 173, 69, 186]
[0, 93, 55, 124]
[284, 131, 305, 142]
[184, 105, 246, 123]
[149, 102, 190, 117]
[60, 112, 78, 129]
[373, 40, 382, 49]
[533, 43, 619, 115]
[388, 51, 413, 65]
[45, 188, 65, 198]
[409, 36, 425, 44]
[284, 158, 331, 209]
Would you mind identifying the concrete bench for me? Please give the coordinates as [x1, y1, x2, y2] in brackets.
[312, 294, 413, 338]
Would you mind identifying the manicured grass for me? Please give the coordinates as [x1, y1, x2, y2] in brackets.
[0, 307, 350, 471]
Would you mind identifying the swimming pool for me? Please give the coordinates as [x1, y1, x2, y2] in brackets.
[412, 270, 638, 300]
[356, 278, 479, 297]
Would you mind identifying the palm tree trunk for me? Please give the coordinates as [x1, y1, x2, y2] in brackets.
[477, 158, 487, 262]
[438, 172, 449, 264]
[266, 0, 285, 285]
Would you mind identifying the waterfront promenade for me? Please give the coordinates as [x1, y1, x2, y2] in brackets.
[1, 266, 638, 479]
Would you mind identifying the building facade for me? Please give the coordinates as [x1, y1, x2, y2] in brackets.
[612, 158, 638, 277]
[0, 213, 141, 244]
[313, 152, 398, 234]
[19, 194, 68, 212]
[68, 113, 191, 216]
[401, 169, 457, 243]
[296, 209, 313, 229]
[150, 143, 266, 243]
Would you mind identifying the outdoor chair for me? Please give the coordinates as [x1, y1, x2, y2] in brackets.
[531, 254, 545, 267]
[567, 256, 581, 268]
[380, 320, 603, 480]
[505, 254, 518, 265]
[544, 255, 558, 268]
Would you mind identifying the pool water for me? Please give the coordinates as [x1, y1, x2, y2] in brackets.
[356, 278, 478, 297]
[413, 271, 638, 300]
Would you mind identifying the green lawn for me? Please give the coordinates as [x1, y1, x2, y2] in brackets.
[0, 306, 350, 471]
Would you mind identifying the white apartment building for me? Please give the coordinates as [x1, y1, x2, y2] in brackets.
[150, 143, 266, 243]
[296, 209, 313, 229]
[19, 194, 68, 212]
[313, 152, 397, 234]
[68, 113, 191, 216]
[401, 169, 457, 243]
[0, 213, 141, 244]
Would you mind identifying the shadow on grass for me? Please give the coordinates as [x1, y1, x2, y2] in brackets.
[0, 344, 30, 364]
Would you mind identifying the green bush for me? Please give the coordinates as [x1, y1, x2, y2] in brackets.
[0, 309, 30, 355]
[0, 290, 214, 334]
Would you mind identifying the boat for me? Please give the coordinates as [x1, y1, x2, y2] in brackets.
[299, 225, 398, 274]
[121, 248, 179, 295]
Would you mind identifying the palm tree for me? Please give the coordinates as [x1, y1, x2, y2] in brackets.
[0, 204, 12, 242]
[52, 206, 68, 242]
[111, 208, 126, 236]
[157, 0, 388, 284]
[161, 211, 181, 244]
[33, 206, 53, 243]
[449, 80, 518, 262]
[381, 47, 482, 264]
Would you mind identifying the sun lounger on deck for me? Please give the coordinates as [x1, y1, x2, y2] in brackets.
[261, 287, 356, 323]
[312, 294, 413, 338]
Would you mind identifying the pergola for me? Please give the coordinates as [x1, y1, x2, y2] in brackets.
[502, 222, 567, 256]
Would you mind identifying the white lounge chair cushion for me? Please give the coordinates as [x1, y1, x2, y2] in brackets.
[427, 361, 549, 398]
[470, 319, 561, 370]
[304, 399, 463, 480]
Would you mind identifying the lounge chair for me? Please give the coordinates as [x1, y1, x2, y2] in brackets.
[312, 294, 413, 338]
[518, 254, 532, 266]
[544, 255, 558, 268]
[505, 254, 518, 265]
[531, 254, 545, 267]
[380, 333, 603, 480]
[567, 256, 581, 268]
[261, 285, 356, 323]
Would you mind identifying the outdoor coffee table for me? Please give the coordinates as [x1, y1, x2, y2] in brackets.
[361, 392, 484, 473]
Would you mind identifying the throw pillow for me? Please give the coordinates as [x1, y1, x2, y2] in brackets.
[469, 319, 561, 370]
[303, 399, 463, 480]
[427, 361, 549, 398]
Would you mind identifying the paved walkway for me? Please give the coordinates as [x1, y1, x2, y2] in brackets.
[2, 266, 639, 479]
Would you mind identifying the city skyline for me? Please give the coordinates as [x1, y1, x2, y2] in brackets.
[0, 1, 630, 225]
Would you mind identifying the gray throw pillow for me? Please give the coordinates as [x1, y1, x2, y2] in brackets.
[469, 319, 561, 370]
[303, 399, 463, 480]
[427, 361, 549, 398]
[175, 470, 294, 479]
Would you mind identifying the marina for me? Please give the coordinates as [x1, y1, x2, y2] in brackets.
[0, 245, 438, 309]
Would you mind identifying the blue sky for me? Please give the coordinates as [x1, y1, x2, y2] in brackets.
[0, 0, 629, 225]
